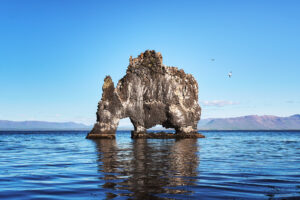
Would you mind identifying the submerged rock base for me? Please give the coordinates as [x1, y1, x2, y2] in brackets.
[86, 132, 205, 139]
[86, 134, 115, 139]
[131, 131, 205, 139]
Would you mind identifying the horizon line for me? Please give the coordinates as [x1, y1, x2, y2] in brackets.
[0, 113, 299, 125]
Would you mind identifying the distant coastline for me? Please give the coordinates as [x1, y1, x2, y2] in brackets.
[1, 114, 299, 131]
[0, 120, 92, 131]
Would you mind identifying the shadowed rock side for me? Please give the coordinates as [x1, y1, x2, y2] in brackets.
[87, 50, 204, 139]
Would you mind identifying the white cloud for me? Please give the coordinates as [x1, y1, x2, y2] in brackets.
[286, 100, 299, 104]
[200, 100, 239, 107]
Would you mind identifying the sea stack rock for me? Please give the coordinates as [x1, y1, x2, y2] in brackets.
[86, 50, 204, 139]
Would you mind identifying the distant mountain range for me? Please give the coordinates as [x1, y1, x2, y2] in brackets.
[0, 120, 92, 131]
[1, 114, 299, 130]
[198, 114, 300, 130]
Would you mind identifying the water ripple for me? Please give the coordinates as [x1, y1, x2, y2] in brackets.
[0, 131, 299, 199]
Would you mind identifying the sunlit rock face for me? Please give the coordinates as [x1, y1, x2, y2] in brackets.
[86, 50, 202, 139]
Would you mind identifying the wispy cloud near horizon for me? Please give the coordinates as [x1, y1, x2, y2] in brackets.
[200, 100, 240, 107]
[286, 100, 300, 104]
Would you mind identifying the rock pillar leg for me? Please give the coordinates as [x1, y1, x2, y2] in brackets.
[86, 76, 123, 139]
[173, 126, 205, 138]
[86, 123, 117, 139]
[131, 125, 147, 138]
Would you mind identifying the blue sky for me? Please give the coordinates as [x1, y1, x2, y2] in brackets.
[0, 0, 299, 125]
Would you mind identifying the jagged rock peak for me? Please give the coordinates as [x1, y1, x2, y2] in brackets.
[129, 50, 163, 69]
[86, 50, 203, 139]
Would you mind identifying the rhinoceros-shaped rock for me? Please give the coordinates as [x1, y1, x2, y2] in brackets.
[86, 50, 203, 139]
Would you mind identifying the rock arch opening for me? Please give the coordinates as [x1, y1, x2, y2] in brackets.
[117, 118, 133, 131]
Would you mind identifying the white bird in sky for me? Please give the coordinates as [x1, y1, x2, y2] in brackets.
[228, 71, 232, 78]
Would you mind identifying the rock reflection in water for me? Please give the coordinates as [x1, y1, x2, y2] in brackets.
[94, 139, 119, 188]
[93, 139, 199, 199]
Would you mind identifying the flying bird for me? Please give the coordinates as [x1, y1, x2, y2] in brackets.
[228, 71, 232, 78]
[211, 58, 215, 61]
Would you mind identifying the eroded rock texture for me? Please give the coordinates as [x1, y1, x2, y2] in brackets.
[87, 50, 202, 139]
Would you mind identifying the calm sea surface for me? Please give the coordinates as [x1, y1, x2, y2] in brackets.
[0, 131, 299, 200]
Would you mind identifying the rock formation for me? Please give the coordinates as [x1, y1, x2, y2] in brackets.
[86, 50, 204, 139]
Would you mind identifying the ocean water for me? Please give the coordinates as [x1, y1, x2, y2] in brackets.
[0, 131, 299, 200]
